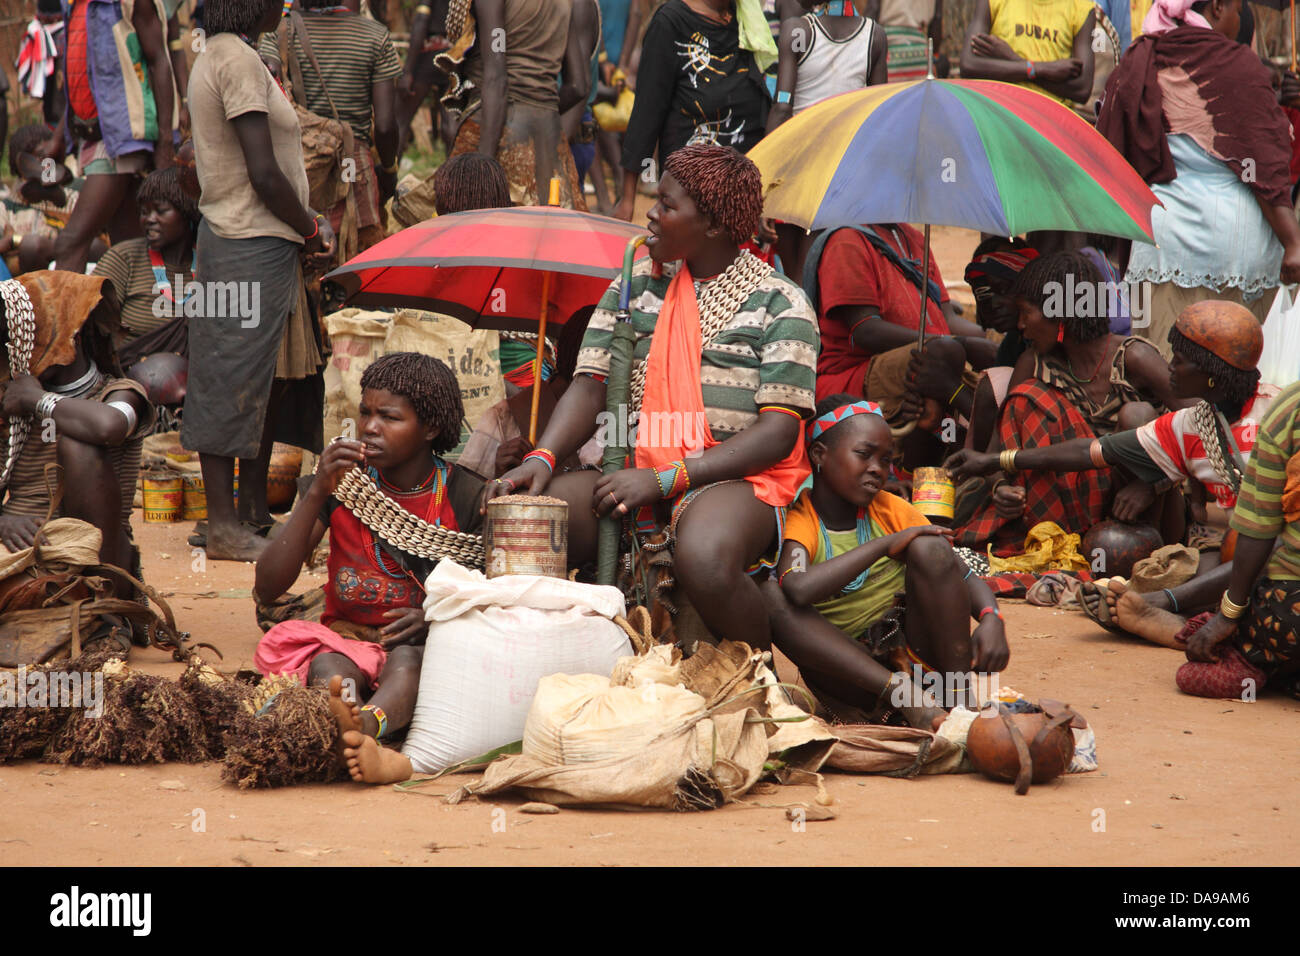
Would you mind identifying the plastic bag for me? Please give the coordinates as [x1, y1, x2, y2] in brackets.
[1259, 285, 1300, 388]
[401, 563, 633, 773]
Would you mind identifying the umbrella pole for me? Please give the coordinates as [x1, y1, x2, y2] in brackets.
[1293, 0, 1297, 73]
[916, 222, 932, 351]
[528, 278, 551, 444]
[527, 177, 565, 444]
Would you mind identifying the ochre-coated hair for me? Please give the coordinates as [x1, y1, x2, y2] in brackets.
[433, 153, 511, 215]
[204, 0, 269, 37]
[360, 352, 464, 455]
[137, 167, 201, 228]
[662, 144, 764, 246]
[1011, 251, 1110, 342]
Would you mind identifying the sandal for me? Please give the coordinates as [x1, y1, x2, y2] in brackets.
[1078, 581, 1123, 633]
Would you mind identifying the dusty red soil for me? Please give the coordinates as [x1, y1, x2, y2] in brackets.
[3, 227, 1295, 867]
[3, 509, 1297, 867]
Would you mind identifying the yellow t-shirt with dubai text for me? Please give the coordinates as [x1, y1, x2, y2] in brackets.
[988, 0, 1095, 105]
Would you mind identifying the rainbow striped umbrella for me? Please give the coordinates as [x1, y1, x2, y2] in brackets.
[750, 78, 1158, 242]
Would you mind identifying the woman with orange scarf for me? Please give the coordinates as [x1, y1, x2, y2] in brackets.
[485, 144, 820, 647]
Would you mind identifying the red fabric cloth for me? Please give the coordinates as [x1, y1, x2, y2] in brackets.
[1286, 106, 1300, 186]
[254, 620, 388, 690]
[1176, 641, 1266, 699]
[955, 380, 1112, 552]
[814, 226, 950, 403]
[635, 265, 810, 506]
[322, 467, 459, 629]
[1097, 26, 1293, 207]
[66, 0, 97, 123]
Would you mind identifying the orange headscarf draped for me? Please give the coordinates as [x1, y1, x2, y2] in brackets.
[634, 265, 809, 506]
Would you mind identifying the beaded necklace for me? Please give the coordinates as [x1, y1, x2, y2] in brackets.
[817, 507, 872, 592]
[367, 461, 445, 578]
[149, 247, 198, 306]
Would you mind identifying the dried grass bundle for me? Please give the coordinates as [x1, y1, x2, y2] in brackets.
[221, 682, 346, 789]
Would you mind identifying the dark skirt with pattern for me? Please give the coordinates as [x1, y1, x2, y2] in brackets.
[180, 222, 303, 459]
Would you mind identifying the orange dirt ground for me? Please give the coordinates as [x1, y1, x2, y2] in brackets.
[2, 226, 1297, 867]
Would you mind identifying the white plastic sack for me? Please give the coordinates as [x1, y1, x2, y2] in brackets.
[401, 562, 633, 773]
[1260, 285, 1300, 388]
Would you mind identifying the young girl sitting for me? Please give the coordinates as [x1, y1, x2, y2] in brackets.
[763, 394, 1011, 727]
[253, 353, 483, 779]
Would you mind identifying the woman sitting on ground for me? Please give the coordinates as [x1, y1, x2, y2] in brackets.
[947, 300, 1276, 643]
[92, 167, 198, 367]
[1177, 378, 1300, 700]
[763, 395, 1010, 727]
[253, 353, 484, 765]
[953, 251, 1183, 552]
[487, 144, 821, 649]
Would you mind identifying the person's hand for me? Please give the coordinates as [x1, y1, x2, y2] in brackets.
[39, 127, 66, 163]
[304, 216, 337, 271]
[993, 483, 1026, 520]
[1185, 611, 1238, 663]
[179, 104, 191, 137]
[592, 467, 661, 518]
[897, 388, 925, 424]
[1036, 59, 1083, 83]
[314, 438, 366, 496]
[970, 33, 1018, 60]
[944, 448, 1000, 481]
[756, 217, 778, 246]
[494, 435, 532, 477]
[1282, 242, 1300, 285]
[613, 194, 636, 223]
[0, 514, 43, 552]
[482, 458, 552, 511]
[1280, 69, 1300, 108]
[883, 524, 953, 558]
[971, 612, 1010, 672]
[600, 60, 617, 86]
[1110, 480, 1155, 522]
[398, 69, 415, 96]
[380, 605, 427, 648]
[907, 340, 963, 403]
[3, 374, 44, 417]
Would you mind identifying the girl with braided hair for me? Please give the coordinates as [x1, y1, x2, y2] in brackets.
[947, 300, 1277, 644]
[253, 352, 484, 775]
[486, 144, 820, 649]
[946, 251, 1183, 551]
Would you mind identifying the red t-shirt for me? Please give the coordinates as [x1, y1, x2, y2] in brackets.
[321, 467, 461, 629]
[814, 226, 950, 402]
[1285, 106, 1300, 185]
[66, 0, 98, 122]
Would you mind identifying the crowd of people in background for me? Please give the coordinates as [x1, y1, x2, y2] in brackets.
[1, 0, 1299, 737]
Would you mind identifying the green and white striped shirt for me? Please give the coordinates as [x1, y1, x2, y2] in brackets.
[1230, 380, 1300, 580]
[575, 258, 820, 439]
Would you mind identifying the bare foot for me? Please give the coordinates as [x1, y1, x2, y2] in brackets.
[1113, 589, 1187, 648]
[204, 524, 268, 561]
[341, 730, 413, 784]
[327, 674, 362, 737]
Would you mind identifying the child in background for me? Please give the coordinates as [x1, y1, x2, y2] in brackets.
[763, 394, 1010, 726]
[253, 353, 484, 775]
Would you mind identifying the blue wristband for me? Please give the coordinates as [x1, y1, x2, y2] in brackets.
[775, 90, 792, 105]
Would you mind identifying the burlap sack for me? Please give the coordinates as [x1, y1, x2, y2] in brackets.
[1130, 544, 1200, 593]
[321, 308, 504, 462]
[826, 724, 965, 777]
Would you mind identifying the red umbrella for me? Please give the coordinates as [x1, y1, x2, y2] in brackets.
[324, 205, 650, 333]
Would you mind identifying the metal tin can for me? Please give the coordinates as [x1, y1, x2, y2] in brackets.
[483, 495, 569, 578]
